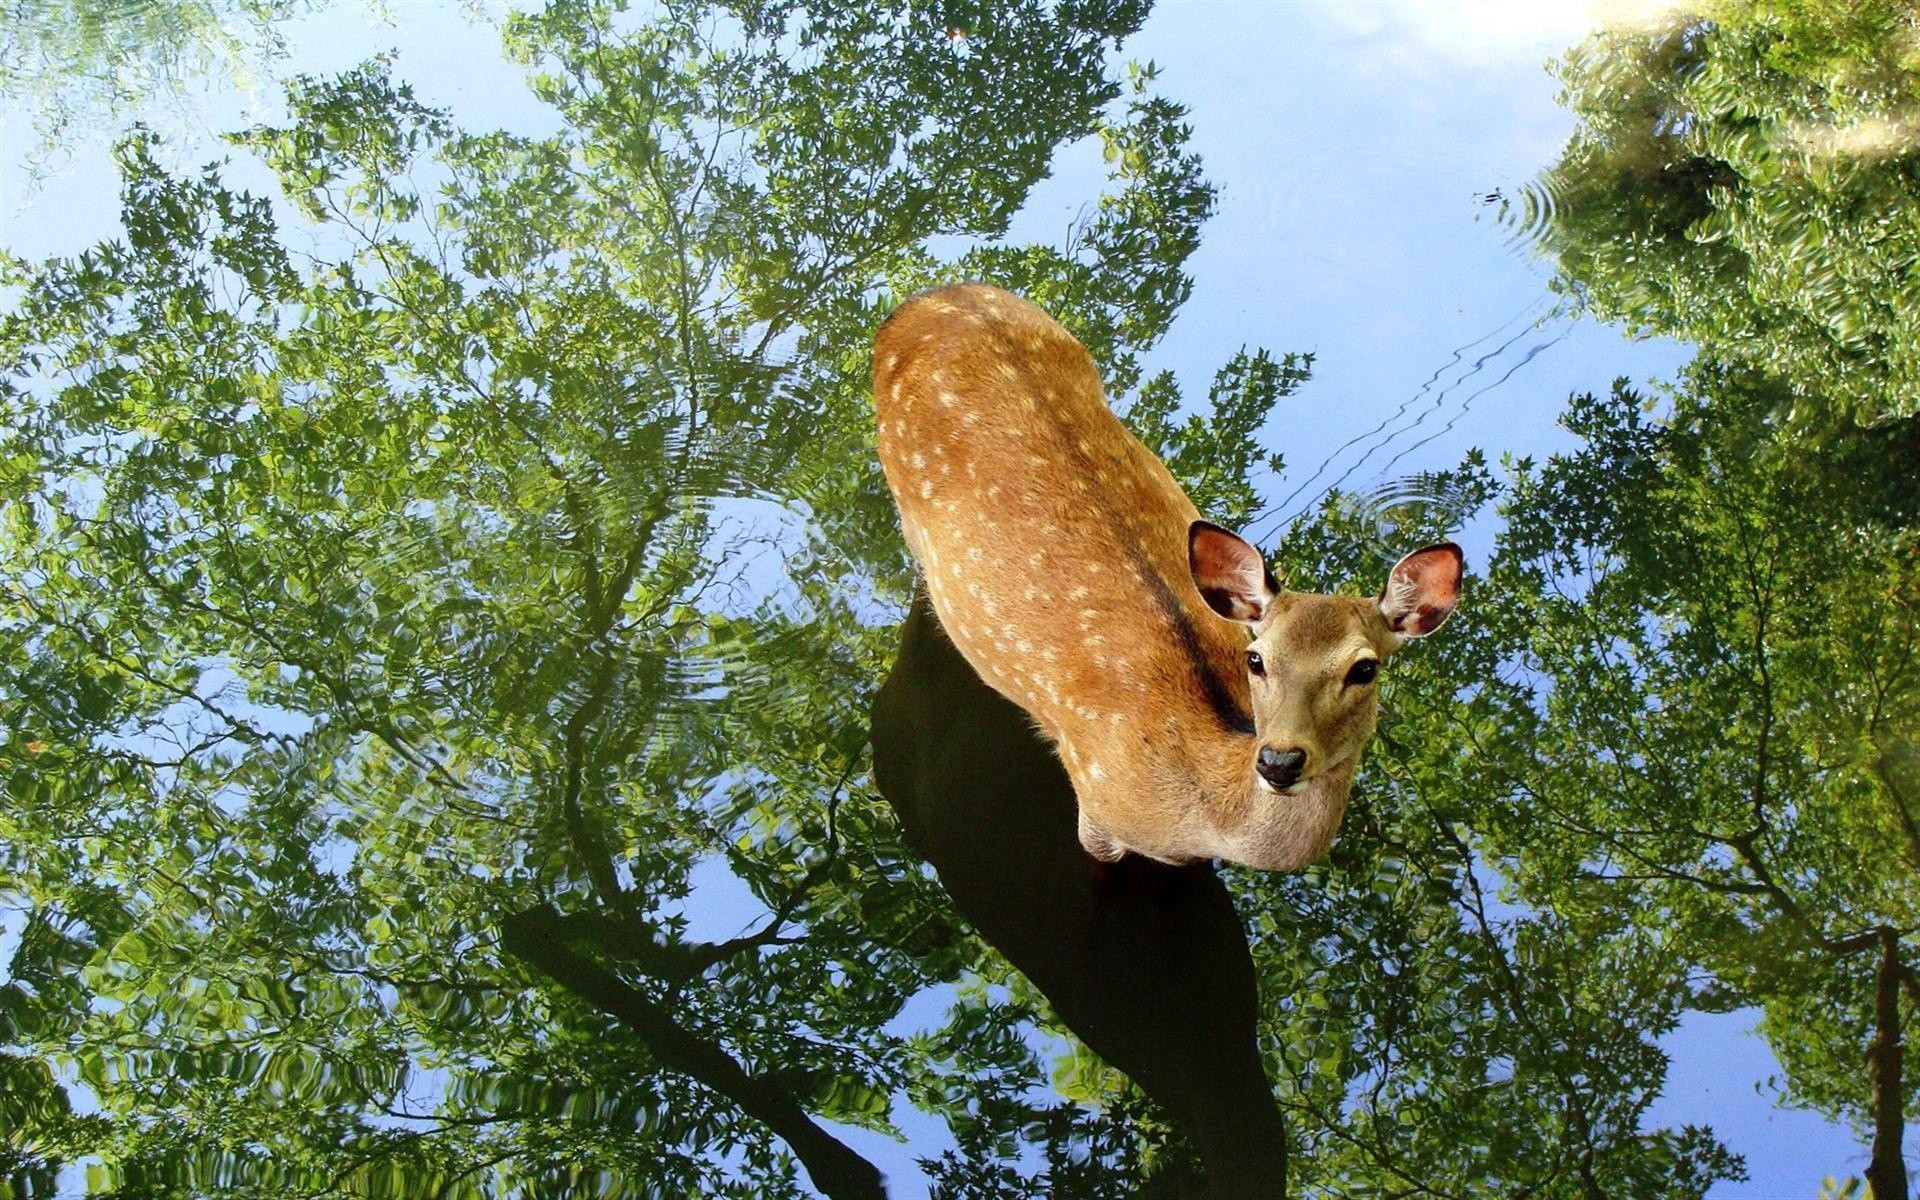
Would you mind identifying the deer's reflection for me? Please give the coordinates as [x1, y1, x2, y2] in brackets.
[870, 591, 1289, 1199]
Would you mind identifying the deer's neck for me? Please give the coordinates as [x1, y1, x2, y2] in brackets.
[1189, 723, 1353, 871]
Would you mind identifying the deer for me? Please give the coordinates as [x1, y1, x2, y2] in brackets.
[873, 283, 1462, 871]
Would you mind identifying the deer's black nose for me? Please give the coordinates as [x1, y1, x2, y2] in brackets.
[1257, 746, 1307, 790]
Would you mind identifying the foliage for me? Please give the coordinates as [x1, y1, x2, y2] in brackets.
[1538, 0, 1920, 428]
[1536, 5, 1920, 1188]
[0, 0, 1224, 1192]
[1125, 346, 1307, 531]
[0, 1, 1823, 1196]
[1457, 369, 1920, 1194]
[0, 0, 329, 177]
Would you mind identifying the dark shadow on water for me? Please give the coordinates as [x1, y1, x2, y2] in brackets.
[870, 591, 1290, 1199]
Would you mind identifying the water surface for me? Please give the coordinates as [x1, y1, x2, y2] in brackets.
[2, 3, 1915, 1198]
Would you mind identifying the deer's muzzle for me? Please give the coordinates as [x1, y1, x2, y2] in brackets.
[1255, 745, 1307, 791]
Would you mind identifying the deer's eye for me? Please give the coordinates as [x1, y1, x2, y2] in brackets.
[1345, 659, 1379, 687]
[1246, 650, 1265, 676]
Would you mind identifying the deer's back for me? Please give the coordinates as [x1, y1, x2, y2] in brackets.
[874, 284, 1250, 828]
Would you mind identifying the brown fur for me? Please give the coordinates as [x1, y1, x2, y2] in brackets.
[874, 283, 1445, 869]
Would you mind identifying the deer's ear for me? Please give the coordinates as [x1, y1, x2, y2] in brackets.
[1378, 543, 1463, 638]
[1189, 521, 1278, 624]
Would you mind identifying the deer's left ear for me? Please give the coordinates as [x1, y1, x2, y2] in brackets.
[1189, 521, 1279, 624]
[1379, 543, 1463, 638]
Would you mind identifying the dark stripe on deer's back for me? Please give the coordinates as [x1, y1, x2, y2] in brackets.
[1132, 550, 1254, 736]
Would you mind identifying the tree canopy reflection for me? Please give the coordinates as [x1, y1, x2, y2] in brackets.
[2, 1, 1916, 1197]
[2, 1, 1224, 1192]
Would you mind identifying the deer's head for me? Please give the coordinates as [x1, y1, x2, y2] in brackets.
[1189, 521, 1463, 798]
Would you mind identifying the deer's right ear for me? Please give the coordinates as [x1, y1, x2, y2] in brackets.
[1378, 542, 1463, 638]
[1189, 521, 1279, 624]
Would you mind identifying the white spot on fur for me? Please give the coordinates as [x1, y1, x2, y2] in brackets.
[968, 547, 983, 562]
[1088, 761, 1106, 781]
[911, 452, 926, 469]
[919, 480, 933, 498]
[939, 391, 959, 408]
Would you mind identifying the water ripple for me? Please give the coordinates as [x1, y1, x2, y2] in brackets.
[1482, 175, 1568, 261]
[1335, 471, 1485, 565]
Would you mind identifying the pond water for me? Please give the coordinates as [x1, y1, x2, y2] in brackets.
[2, 3, 1916, 1198]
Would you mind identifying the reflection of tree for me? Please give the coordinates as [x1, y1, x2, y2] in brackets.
[1532, 8, 1920, 1190]
[1454, 371, 1919, 1198]
[0, 0, 1223, 1190]
[0, 2, 1773, 1197]
[0, 0, 323, 173]
[1540, 0, 1920, 428]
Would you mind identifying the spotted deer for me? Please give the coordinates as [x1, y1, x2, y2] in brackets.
[873, 283, 1462, 870]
